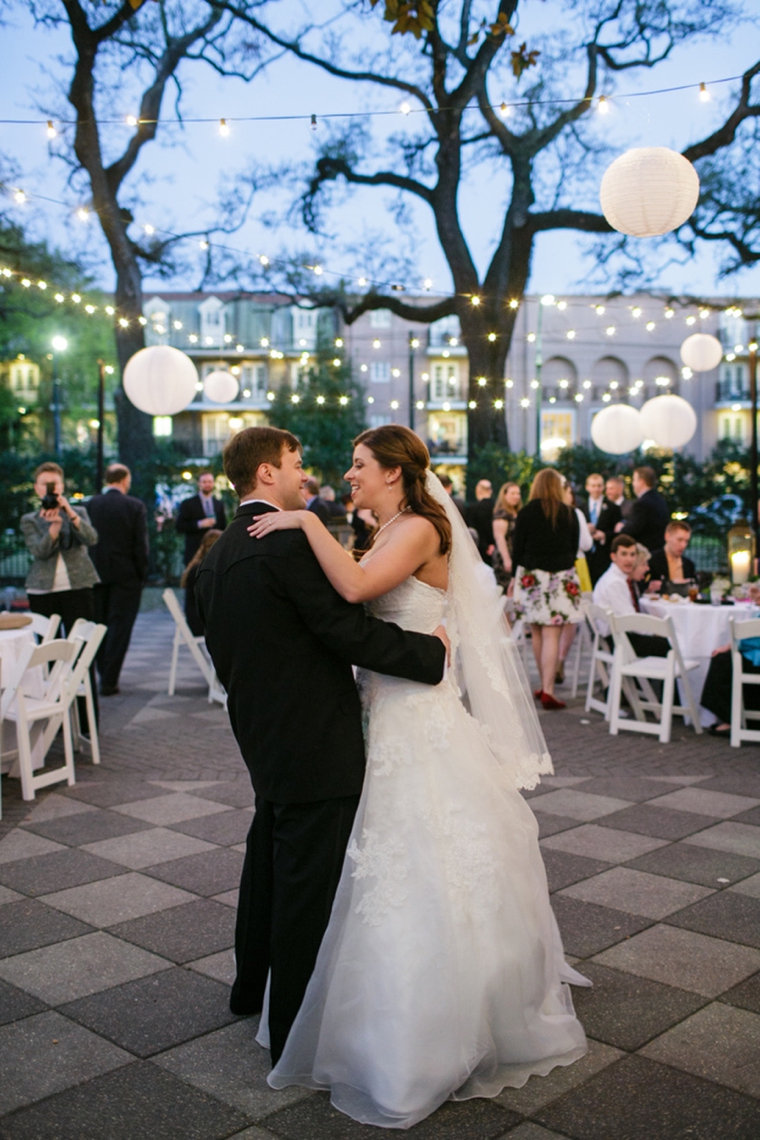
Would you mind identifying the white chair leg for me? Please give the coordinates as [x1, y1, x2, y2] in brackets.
[608, 658, 623, 735]
[168, 628, 180, 695]
[16, 704, 37, 802]
[62, 709, 76, 787]
[659, 669, 675, 744]
[731, 656, 743, 747]
[84, 676, 100, 765]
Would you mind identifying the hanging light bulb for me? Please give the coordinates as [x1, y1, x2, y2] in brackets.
[46, 120, 57, 139]
[144, 224, 155, 235]
[399, 101, 411, 115]
[358, 277, 368, 287]
[597, 96, 609, 114]
[219, 118, 230, 137]
[77, 207, 89, 222]
[199, 239, 209, 250]
[423, 278, 433, 290]
[339, 395, 349, 406]
[499, 101, 510, 118]
[310, 114, 317, 131]
[313, 264, 323, 275]
[13, 190, 26, 204]
[126, 114, 138, 127]
[509, 299, 519, 309]
[488, 332, 496, 342]
[699, 82, 710, 102]
[471, 295, 481, 306]
[259, 254, 269, 266]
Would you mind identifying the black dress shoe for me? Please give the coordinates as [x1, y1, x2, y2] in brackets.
[229, 996, 261, 1016]
[100, 685, 120, 696]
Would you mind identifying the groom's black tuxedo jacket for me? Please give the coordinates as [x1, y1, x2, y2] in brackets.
[196, 501, 446, 804]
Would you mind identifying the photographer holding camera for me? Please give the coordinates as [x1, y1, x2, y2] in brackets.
[21, 461, 100, 637]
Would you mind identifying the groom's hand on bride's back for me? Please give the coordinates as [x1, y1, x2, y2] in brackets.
[433, 624, 451, 667]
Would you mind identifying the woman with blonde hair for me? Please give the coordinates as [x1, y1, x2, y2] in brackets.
[492, 481, 521, 591]
[511, 468, 582, 709]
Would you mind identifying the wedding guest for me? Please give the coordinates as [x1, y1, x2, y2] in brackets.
[592, 535, 668, 656]
[606, 474, 633, 521]
[438, 473, 467, 518]
[647, 521, 696, 591]
[556, 480, 593, 684]
[491, 482, 521, 591]
[320, 486, 348, 521]
[465, 479, 495, 562]
[582, 473, 621, 584]
[304, 477, 331, 525]
[176, 471, 226, 565]
[511, 468, 581, 710]
[181, 528, 222, 637]
[620, 466, 669, 552]
[701, 631, 760, 738]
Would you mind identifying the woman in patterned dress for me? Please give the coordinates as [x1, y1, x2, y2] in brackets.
[491, 482, 522, 592]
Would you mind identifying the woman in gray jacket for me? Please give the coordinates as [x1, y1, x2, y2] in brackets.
[21, 461, 100, 636]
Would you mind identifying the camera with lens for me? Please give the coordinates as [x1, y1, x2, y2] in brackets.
[40, 483, 60, 511]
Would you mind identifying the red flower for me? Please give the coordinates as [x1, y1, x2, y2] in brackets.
[521, 574, 536, 588]
[565, 581, 580, 596]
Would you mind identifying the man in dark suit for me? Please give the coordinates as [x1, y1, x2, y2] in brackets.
[465, 479, 495, 562]
[606, 475, 634, 521]
[196, 426, 447, 1064]
[647, 521, 696, 589]
[304, 476, 331, 525]
[87, 463, 149, 696]
[621, 466, 670, 553]
[581, 472, 622, 585]
[176, 471, 226, 564]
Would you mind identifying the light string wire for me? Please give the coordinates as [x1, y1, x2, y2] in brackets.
[2, 71, 746, 131]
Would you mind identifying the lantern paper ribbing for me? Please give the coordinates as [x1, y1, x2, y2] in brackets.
[203, 370, 240, 404]
[600, 148, 700, 237]
[123, 345, 197, 415]
[640, 395, 697, 449]
[680, 333, 723, 372]
[591, 404, 644, 454]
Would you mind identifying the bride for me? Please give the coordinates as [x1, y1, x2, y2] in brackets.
[247, 424, 588, 1130]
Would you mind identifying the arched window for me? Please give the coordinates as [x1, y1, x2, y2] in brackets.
[643, 356, 679, 398]
[542, 356, 578, 400]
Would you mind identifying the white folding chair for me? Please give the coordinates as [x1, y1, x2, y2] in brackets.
[29, 612, 61, 644]
[502, 596, 534, 677]
[66, 619, 107, 765]
[608, 612, 703, 744]
[584, 603, 616, 718]
[729, 616, 760, 748]
[163, 589, 227, 708]
[0, 639, 80, 806]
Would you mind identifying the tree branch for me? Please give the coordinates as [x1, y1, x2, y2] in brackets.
[682, 60, 760, 163]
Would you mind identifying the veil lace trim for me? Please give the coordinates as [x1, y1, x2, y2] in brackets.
[427, 471, 553, 790]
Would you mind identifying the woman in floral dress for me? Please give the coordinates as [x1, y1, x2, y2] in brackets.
[511, 468, 581, 710]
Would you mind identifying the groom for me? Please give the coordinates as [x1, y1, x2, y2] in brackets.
[196, 426, 447, 1063]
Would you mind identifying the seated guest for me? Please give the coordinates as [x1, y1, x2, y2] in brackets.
[630, 543, 651, 604]
[701, 631, 760, 737]
[648, 521, 696, 591]
[181, 529, 222, 637]
[593, 534, 669, 656]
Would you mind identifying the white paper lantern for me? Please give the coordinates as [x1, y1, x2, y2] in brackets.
[123, 345, 197, 415]
[203, 370, 240, 404]
[640, 394, 697, 449]
[680, 333, 723, 372]
[600, 148, 700, 237]
[591, 404, 644, 454]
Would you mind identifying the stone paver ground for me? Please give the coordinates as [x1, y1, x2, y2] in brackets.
[1, 609, 760, 1139]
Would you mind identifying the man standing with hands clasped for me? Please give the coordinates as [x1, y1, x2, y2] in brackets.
[581, 473, 621, 585]
[87, 464, 149, 696]
[176, 471, 226, 565]
[196, 426, 448, 1063]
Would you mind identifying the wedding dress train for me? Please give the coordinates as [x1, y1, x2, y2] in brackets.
[258, 574, 588, 1129]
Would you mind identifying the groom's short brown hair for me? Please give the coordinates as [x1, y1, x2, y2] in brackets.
[223, 426, 302, 497]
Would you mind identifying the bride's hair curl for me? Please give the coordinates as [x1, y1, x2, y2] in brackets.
[353, 425, 452, 555]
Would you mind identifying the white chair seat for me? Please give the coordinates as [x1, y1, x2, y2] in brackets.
[619, 655, 700, 679]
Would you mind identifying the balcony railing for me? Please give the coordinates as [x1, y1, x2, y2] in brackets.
[716, 380, 750, 403]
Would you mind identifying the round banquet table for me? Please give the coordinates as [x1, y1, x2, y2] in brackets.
[0, 625, 46, 775]
[639, 597, 759, 726]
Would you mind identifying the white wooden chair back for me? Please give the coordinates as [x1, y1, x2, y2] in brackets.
[65, 619, 106, 764]
[583, 602, 615, 718]
[29, 612, 61, 643]
[163, 589, 226, 708]
[729, 616, 760, 747]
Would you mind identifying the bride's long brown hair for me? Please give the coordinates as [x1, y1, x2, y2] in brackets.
[353, 425, 452, 555]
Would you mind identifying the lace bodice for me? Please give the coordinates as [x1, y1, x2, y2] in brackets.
[366, 575, 447, 634]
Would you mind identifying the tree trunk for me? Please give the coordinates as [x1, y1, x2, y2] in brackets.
[460, 302, 516, 463]
[113, 267, 153, 500]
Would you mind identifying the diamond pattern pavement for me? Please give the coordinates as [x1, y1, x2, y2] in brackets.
[0, 609, 759, 1137]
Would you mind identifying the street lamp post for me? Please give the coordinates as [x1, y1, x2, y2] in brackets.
[749, 330, 759, 558]
[534, 295, 555, 456]
[96, 359, 106, 489]
[408, 332, 419, 431]
[50, 336, 68, 457]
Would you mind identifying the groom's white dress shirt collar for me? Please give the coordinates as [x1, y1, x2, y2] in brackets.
[239, 498, 282, 510]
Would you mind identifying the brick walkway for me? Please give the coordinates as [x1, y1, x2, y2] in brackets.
[1, 610, 759, 1139]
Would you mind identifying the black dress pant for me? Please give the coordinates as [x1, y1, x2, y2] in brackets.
[701, 649, 760, 725]
[93, 582, 143, 689]
[232, 792, 360, 1064]
[28, 588, 98, 731]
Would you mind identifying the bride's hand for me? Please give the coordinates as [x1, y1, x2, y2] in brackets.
[248, 510, 308, 539]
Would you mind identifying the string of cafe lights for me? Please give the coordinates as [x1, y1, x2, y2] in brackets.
[3, 70, 744, 139]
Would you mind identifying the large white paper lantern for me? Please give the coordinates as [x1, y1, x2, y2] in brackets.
[203, 370, 239, 404]
[640, 394, 697, 449]
[680, 333, 723, 372]
[600, 148, 700, 237]
[591, 404, 644, 454]
[123, 345, 197, 415]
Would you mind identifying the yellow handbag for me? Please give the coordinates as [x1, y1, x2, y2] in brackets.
[574, 556, 592, 594]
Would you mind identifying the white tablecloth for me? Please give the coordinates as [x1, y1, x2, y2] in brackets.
[640, 598, 759, 725]
[0, 626, 46, 774]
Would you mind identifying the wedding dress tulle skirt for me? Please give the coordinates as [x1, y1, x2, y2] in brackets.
[259, 578, 588, 1129]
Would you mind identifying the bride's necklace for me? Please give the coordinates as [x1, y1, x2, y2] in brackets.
[375, 506, 410, 537]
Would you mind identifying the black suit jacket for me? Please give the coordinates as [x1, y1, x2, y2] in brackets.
[465, 497, 496, 561]
[647, 548, 696, 583]
[87, 489, 148, 586]
[621, 489, 670, 554]
[176, 494, 227, 562]
[306, 497, 331, 525]
[581, 497, 622, 582]
[196, 502, 446, 804]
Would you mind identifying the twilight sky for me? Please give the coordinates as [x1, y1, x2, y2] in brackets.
[2, 0, 759, 301]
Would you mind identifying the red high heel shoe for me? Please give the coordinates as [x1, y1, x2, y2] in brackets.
[540, 692, 566, 711]
[533, 689, 543, 700]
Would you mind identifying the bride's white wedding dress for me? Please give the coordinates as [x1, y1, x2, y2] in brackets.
[259, 568, 589, 1129]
